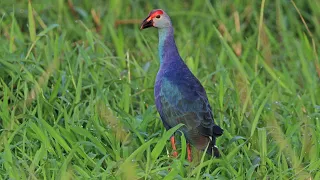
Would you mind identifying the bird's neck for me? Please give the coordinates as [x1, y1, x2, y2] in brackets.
[158, 27, 180, 65]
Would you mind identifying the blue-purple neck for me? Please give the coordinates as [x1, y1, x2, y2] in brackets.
[158, 26, 180, 65]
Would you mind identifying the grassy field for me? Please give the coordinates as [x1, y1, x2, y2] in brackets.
[0, 0, 319, 179]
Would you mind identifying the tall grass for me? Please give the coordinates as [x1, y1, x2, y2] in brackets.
[0, 0, 319, 179]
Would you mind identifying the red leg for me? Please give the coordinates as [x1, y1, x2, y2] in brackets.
[187, 143, 192, 162]
[170, 136, 178, 157]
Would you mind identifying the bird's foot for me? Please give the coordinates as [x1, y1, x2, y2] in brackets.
[172, 151, 178, 157]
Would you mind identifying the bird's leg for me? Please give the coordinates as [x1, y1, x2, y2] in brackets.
[187, 143, 192, 162]
[170, 136, 178, 157]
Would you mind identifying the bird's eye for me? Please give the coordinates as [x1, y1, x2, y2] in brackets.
[155, 15, 161, 19]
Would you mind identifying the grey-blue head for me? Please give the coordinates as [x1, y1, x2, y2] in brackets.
[140, 9, 172, 29]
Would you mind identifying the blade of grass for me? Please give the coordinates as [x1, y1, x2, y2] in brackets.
[28, 0, 36, 42]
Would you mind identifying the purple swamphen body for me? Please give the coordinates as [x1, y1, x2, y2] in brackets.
[140, 9, 223, 161]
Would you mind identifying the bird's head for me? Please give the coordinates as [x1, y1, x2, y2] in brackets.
[140, 9, 171, 29]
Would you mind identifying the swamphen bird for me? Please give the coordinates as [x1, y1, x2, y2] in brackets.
[140, 9, 223, 162]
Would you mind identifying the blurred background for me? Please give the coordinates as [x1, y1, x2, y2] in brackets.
[0, 0, 319, 179]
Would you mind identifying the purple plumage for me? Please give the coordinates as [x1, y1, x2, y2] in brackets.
[141, 9, 223, 160]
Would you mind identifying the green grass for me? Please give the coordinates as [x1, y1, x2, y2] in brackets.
[0, 0, 320, 179]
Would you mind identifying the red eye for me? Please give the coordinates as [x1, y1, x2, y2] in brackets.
[156, 15, 161, 19]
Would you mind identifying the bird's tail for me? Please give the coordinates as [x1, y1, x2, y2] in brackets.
[205, 124, 223, 157]
[206, 137, 220, 157]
